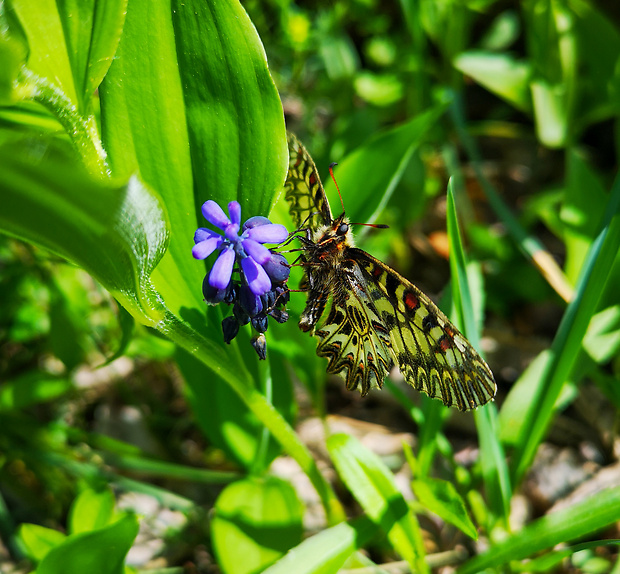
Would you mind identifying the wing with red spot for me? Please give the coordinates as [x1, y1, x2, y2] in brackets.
[314, 248, 496, 411]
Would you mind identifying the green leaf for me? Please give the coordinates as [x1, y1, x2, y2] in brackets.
[55, 0, 127, 112]
[18, 524, 66, 562]
[458, 486, 620, 573]
[48, 277, 87, 371]
[453, 51, 531, 112]
[561, 148, 608, 283]
[0, 2, 29, 104]
[69, 487, 115, 535]
[324, 106, 445, 228]
[531, 80, 568, 148]
[263, 517, 379, 574]
[37, 513, 139, 574]
[512, 540, 620, 573]
[498, 350, 552, 446]
[0, 371, 73, 411]
[9, 0, 77, 104]
[172, 0, 288, 218]
[327, 433, 427, 573]
[178, 346, 293, 471]
[0, 136, 169, 328]
[100, 0, 287, 321]
[446, 180, 511, 525]
[211, 476, 304, 574]
[583, 305, 620, 364]
[411, 478, 477, 540]
[511, 172, 620, 484]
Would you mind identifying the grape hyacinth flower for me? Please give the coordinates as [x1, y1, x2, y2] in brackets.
[193, 200, 291, 358]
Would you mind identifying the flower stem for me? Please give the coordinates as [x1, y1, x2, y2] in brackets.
[22, 69, 109, 177]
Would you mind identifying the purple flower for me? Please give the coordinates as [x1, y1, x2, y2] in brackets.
[193, 200, 288, 296]
[193, 199, 292, 359]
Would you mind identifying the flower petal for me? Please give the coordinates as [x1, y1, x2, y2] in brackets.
[192, 235, 223, 259]
[243, 216, 271, 230]
[224, 223, 240, 243]
[246, 223, 288, 244]
[242, 238, 271, 265]
[209, 248, 235, 289]
[201, 200, 230, 229]
[194, 227, 222, 244]
[228, 201, 242, 226]
[241, 256, 272, 295]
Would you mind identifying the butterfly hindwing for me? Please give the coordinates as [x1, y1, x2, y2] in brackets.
[351, 249, 496, 410]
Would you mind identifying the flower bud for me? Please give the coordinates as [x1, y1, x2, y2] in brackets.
[263, 252, 290, 284]
[222, 316, 240, 344]
[251, 333, 267, 360]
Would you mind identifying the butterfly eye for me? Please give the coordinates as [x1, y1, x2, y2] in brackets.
[337, 223, 349, 235]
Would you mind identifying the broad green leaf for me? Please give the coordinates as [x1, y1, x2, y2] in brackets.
[99, 0, 203, 320]
[18, 524, 66, 562]
[172, 0, 288, 218]
[324, 106, 445, 228]
[453, 51, 531, 112]
[327, 433, 426, 573]
[211, 476, 304, 574]
[263, 517, 379, 574]
[0, 2, 29, 104]
[458, 486, 620, 573]
[478, 10, 520, 51]
[0, 372, 73, 411]
[55, 0, 127, 112]
[100, 0, 287, 322]
[69, 487, 115, 535]
[411, 478, 477, 540]
[37, 513, 138, 574]
[319, 32, 359, 80]
[9, 0, 77, 104]
[0, 136, 169, 328]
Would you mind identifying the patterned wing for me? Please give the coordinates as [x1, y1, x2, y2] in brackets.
[285, 132, 333, 231]
[314, 248, 496, 411]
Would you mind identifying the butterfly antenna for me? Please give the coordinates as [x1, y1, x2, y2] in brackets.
[350, 222, 390, 229]
[329, 162, 346, 213]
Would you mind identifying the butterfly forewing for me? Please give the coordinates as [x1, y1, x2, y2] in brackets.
[285, 133, 333, 231]
[284, 132, 497, 411]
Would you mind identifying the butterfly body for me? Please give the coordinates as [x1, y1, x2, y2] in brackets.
[284, 133, 496, 410]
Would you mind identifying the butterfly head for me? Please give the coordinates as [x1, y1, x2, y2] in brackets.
[313, 212, 356, 251]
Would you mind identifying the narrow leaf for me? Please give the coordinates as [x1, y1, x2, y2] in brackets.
[412, 478, 477, 540]
[328, 433, 427, 573]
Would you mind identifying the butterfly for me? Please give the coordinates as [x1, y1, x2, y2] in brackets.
[284, 132, 496, 411]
